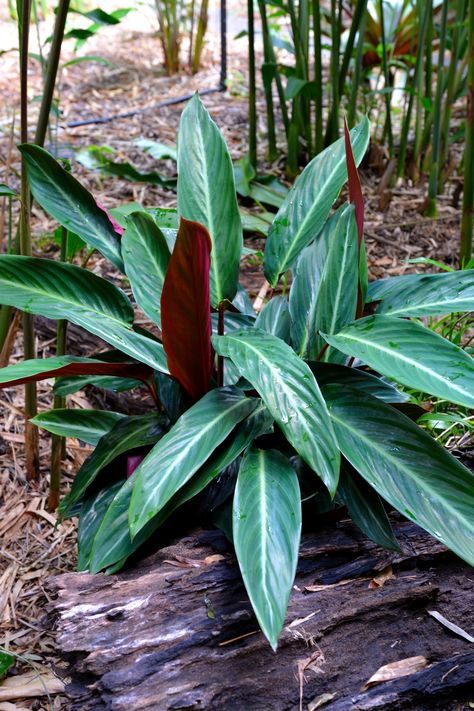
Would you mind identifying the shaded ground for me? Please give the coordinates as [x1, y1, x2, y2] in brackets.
[0, 4, 472, 709]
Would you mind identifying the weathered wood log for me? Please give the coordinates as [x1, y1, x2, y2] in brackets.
[47, 517, 474, 710]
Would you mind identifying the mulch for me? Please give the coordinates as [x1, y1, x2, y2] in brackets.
[0, 3, 472, 708]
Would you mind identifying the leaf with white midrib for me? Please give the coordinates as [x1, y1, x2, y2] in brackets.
[177, 94, 242, 307]
[213, 328, 340, 495]
[263, 117, 370, 285]
[325, 386, 474, 567]
[0, 255, 168, 373]
[233, 447, 301, 650]
[368, 269, 474, 317]
[128, 387, 258, 537]
[323, 315, 474, 409]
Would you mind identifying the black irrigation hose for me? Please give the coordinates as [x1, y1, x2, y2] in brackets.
[66, 0, 228, 129]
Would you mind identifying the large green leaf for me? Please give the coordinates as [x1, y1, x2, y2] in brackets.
[177, 94, 242, 307]
[233, 447, 301, 650]
[19, 144, 123, 270]
[337, 464, 400, 551]
[325, 386, 474, 567]
[323, 315, 474, 409]
[0, 256, 168, 373]
[89, 401, 272, 572]
[31, 409, 126, 446]
[263, 117, 370, 285]
[121, 211, 170, 328]
[77, 480, 123, 570]
[290, 204, 358, 361]
[60, 414, 166, 517]
[368, 270, 474, 316]
[213, 329, 340, 494]
[129, 387, 258, 536]
[310, 362, 409, 403]
[255, 296, 291, 343]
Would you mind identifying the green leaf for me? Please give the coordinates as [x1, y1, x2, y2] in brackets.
[255, 296, 291, 342]
[135, 138, 177, 161]
[290, 204, 358, 361]
[122, 211, 170, 328]
[264, 117, 370, 285]
[233, 447, 301, 650]
[325, 386, 474, 567]
[60, 414, 166, 517]
[31, 409, 126, 445]
[75, 145, 176, 188]
[323, 315, 474, 409]
[368, 270, 474, 316]
[213, 329, 340, 494]
[62, 55, 112, 68]
[89, 401, 271, 572]
[77, 480, 123, 570]
[177, 94, 242, 307]
[18, 144, 123, 270]
[0, 183, 17, 197]
[0, 650, 14, 679]
[129, 387, 258, 537]
[0, 255, 168, 373]
[311, 362, 409, 403]
[338, 464, 401, 551]
[54, 374, 143, 397]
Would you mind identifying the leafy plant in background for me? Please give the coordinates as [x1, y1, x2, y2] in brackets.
[153, 0, 209, 74]
[0, 95, 473, 650]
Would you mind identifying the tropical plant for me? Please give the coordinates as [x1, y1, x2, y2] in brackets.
[0, 95, 473, 650]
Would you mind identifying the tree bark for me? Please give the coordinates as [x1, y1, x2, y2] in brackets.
[47, 516, 474, 710]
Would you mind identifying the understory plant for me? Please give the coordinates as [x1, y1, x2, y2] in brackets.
[0, 95, 473, 649]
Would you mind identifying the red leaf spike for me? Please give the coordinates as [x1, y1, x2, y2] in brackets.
[161, 217, 213, 402]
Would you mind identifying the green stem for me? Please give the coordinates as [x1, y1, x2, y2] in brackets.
[461, 0, 474, 264]
[312, 0, 323, 153]
[379, 0, 394, 157]
[348, 9, 367, 128]
[257, 0, 277, 160]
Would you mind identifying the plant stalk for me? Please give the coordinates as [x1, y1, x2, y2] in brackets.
[461, 0, 474, 264]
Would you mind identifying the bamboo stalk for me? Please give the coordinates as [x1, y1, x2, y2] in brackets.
[426, 0, 449, 217]
[348, 8, 367, 128]
[397, 0, 430, 177]
[379, 0, 394, 157]
[19, 0, 39, 481]
[257, 0, 277, 160]
[312, 0, 323, 153]
[247, 0, 257, 168]
[191, 0, 208, 73]
[461, 0, 474, 264]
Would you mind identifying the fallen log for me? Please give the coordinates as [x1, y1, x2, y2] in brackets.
[47, 516, 474, 710]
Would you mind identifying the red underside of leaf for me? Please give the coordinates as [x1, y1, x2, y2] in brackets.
[127, 454, 145, 478]
[0, 361, 153, 389]
[343, 115, 364, 244]
[160, 217, 212, 402]
[96, 200, 124, 236]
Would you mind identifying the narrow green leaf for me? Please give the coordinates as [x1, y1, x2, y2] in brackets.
[311, 362, 409, 403]
[54, 374, 143, 397]
[290, 204, 358, 361]
[0, 183, 17, 197]
[338, 464, 401, 551]
[255, 296, 291, 343]
[177, 94, 242, 307]
[325, 386, 474, 567]
[18, 144, 123, 270]
[77, 481, 123, 571]
[0, 256, 168, 373]
[129, 387, 258, 537]
[264, 117, 370, 285]
[60, 414, 166, 517]
[31, 409, 126, 446]
[122, 211, 170, 328]
[89, 401, 271, 572]
[323, 315, 474, 409]
[213, 329, 340, 494]
[233, 448, 301, 650]
[368, 270, 474, 316]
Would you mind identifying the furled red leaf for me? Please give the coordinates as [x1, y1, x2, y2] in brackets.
[161, 217, 212, 401]
[96, 200, 124, 236]
[344, 115, 364, 244]
[127, 454, 145, 478]
[0, 356, 153, 388]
